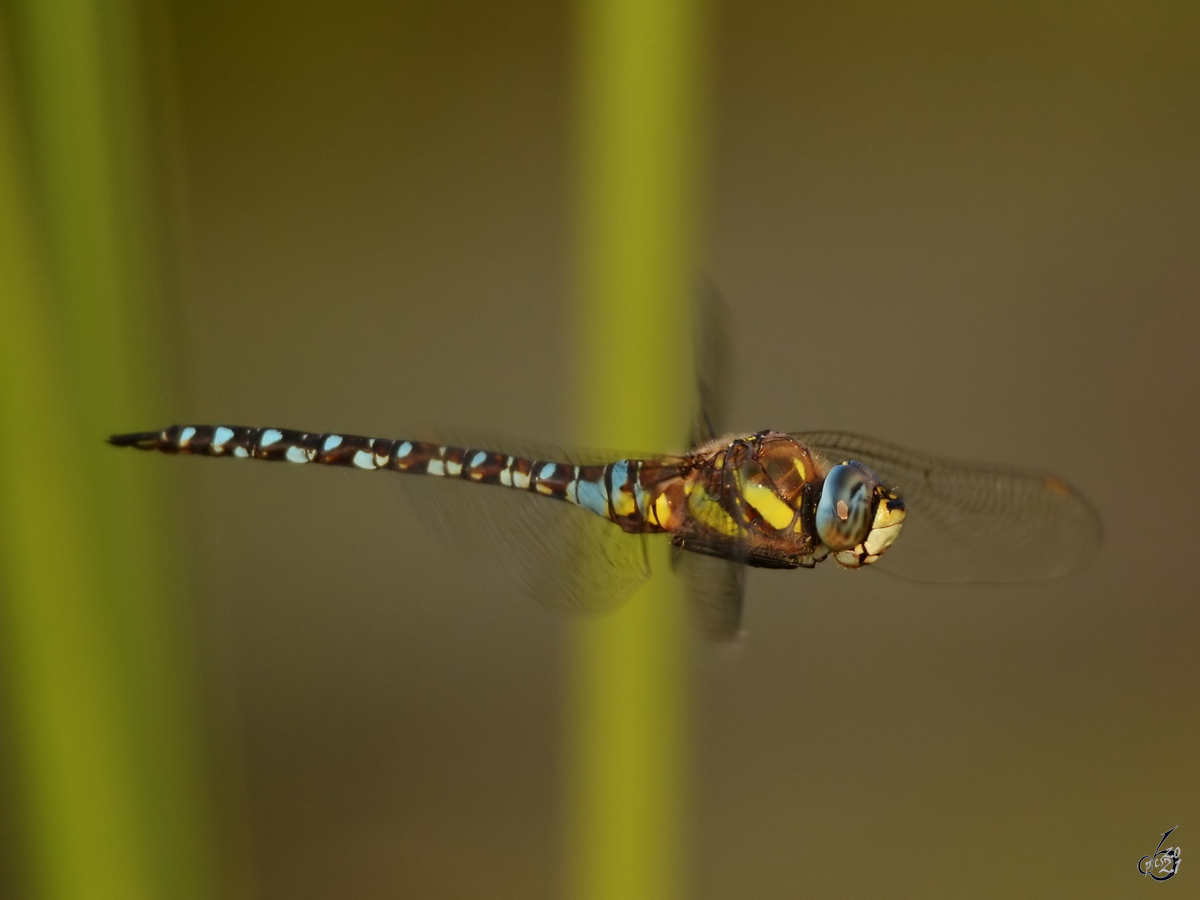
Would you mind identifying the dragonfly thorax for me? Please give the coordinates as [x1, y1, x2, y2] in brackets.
[674, 432, 906, 571]
[674, 432, 823, 568]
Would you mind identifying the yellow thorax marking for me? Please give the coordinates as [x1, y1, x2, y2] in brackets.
[738, 477, 796, 531]
[793, 457, 807, 481]
[685, 482, 740, 537]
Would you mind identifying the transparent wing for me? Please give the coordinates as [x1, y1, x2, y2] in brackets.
[794, 431, 1102, 584]
[401, 434, 651, 615]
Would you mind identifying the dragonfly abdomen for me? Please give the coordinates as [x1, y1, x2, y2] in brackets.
[108, 425, 683, 534]
[112, 424, 434, 471]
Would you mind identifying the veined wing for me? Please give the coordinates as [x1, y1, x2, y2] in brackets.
[795, 431, 1102, 584]
[401, 433, 652, 615]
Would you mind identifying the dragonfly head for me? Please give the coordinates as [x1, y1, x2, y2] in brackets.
[815, 461, 906, 568]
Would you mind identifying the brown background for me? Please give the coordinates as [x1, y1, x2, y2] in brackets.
[104, 1, 1200, 896]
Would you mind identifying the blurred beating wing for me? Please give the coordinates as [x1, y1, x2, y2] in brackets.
[672, 544, 746, 641]
[689, 276, 735, 449]
[674, 278, 747, 640]
[795, 431, 1102, 584]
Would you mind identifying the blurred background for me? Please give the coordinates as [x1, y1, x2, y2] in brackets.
[1, 1, 1198, 898]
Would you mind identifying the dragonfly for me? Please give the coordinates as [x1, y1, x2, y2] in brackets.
[109, 296, 1101, 640]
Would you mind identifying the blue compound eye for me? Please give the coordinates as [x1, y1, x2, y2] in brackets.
[816, 463, 876, 551]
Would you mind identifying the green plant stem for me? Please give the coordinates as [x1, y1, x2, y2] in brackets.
[568, 1, 708, 898]
[0, 3, 216, 897]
